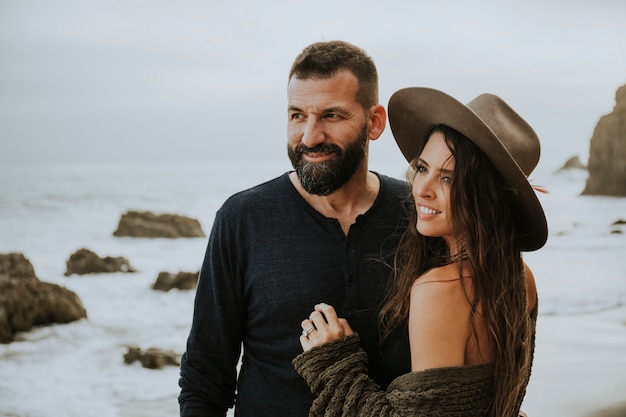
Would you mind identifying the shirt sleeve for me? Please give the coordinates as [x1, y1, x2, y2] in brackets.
[179, 206, 244, 417]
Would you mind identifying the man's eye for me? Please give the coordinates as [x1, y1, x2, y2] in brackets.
[290, 113, 303, 120]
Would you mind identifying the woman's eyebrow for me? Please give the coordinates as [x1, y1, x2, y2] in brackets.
[417, 157, 454, 175]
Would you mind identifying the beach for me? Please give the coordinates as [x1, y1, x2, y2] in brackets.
[0, 162, 624, 417]
[523, 306, 626, 416]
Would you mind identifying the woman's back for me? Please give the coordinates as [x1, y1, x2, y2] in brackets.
[408, 261, 537, 370]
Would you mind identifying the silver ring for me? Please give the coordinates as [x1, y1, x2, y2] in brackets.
[302, 326, 315, 337]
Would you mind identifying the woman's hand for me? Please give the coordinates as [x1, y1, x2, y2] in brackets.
[299, 303, 353, 352]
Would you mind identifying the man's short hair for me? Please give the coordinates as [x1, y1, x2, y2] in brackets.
[289, 40, 379, 109]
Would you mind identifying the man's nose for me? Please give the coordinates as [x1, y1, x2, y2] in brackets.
[301, 118, 325, 148]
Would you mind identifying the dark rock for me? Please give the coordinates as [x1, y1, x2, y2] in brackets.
[555, 155, 587, 173]
[64, 248, 136, 276]
[0, 253, 37, 280]
[124, 345, 180, 369]
[582, 84, 626, 196]
[0, 253, 87, 343]
[152, 271, 199, 292]
[613, 219, 626, 226]
[124, 345, 143, 364]
[113, 210, 205, 238]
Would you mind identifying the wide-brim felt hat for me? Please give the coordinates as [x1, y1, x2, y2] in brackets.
[388, 87, 548, 251]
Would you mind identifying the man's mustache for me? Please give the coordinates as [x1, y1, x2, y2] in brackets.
[295, 143, 341, 155]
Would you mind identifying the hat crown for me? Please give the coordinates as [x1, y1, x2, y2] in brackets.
[466, 94, 540, 177]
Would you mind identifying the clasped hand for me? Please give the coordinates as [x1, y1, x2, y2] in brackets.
[299, 303, 353, 352]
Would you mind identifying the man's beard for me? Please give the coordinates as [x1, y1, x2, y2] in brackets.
[288, 124, 368, 196]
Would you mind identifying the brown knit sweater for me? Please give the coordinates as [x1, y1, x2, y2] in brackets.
[293, 309, 537, 417]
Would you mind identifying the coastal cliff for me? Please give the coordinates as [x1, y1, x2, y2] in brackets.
[582, 84, 626, 196]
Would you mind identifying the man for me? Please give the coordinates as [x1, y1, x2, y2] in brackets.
[178, 40, 409, 417]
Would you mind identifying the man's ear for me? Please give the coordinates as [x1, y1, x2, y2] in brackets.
[368, 104, 387, 141]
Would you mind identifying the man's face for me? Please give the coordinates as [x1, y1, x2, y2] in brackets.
[288, 123, 368, 196]
[287, 70, 370, 196]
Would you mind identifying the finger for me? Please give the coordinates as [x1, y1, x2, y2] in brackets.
[308, 310, 327, 332]
[300, 319, 317, 341]
[300, 335, 313, 351]
[301, 318, 313, 331]
[338, 318, 353, 336]
[312, 304, 348, 342]
[315, 303, 340, 326]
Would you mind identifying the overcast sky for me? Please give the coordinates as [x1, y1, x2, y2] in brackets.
[1, 0, 625, 174]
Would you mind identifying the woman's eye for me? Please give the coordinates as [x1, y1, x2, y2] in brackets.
[441, 175, 452, 183]
[416, 165, 427, 173]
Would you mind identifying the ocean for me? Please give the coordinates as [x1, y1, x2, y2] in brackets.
[0, 161, 624, 417]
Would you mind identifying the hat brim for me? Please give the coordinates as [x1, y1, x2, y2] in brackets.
[388, 87, 547, 251]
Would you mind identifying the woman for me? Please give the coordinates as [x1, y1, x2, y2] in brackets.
[293, 87, 548, 416]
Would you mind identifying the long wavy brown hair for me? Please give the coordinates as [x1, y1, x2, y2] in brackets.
[380, 125, 531, 416]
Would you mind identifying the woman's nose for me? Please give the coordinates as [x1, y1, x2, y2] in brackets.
[413, 175, 434, 199]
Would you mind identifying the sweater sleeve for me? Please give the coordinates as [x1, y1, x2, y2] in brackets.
[293, 334, 493, 417]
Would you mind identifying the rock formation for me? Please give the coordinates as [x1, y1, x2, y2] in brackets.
[64, 248, 136, 276]
[0, 253, 87, 343]
[555, 155, 587, 173]
[0, 252, 37, 279]
[152, 271, 199, 292]
[582, 84, 626, 196]
[124, 345, 180, 369]
[113, 210, 205, 238]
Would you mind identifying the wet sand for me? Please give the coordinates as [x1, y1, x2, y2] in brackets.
[522, 306, 626, 416]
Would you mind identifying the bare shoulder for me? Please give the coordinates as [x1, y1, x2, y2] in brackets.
[410, 264, 472, 315]
[408, 263, 473, 370]
[523, 261, 538, 312]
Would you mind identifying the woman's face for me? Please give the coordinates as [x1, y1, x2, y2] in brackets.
[412, 131, 456, 251]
